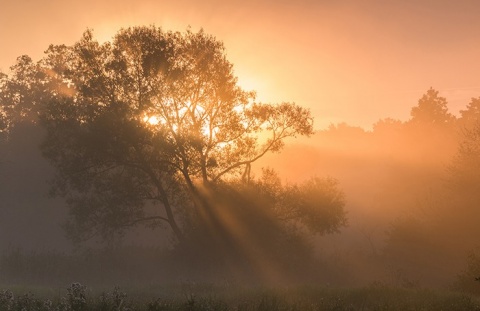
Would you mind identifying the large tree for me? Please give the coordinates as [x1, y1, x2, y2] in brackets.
[2, 27, 346, 252]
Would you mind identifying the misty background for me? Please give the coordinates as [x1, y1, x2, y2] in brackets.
[2, 0, 480, 293]
[1, 86, 480, 292]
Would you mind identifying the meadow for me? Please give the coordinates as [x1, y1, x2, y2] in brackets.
[0, 282, 479, 311]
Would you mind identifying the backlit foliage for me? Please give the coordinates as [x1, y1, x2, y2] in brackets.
[0, 26, 348, 257]
[0, 27, 348, 280]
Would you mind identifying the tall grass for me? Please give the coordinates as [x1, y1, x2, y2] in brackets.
[0, 282, 479, 311]
[2, 247, 480, 310]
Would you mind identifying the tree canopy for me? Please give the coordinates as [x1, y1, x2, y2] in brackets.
[0, 26, 347, 255]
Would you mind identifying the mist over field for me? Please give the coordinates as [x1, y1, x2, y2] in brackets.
[2, 3, 480, 307]
[1, 86, 480, 294]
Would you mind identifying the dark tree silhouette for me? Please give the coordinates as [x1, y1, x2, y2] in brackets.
[409, 88, 455, 126]
[459, 97, 480, 130]
[0, 26, 347, 250]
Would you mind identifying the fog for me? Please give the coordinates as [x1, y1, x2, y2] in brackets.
[1, 90, 480, 294]
[0, 123, 69, 251]
[256, 112, 474, 287]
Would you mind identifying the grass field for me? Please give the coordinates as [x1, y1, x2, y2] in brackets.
[0, 282, 479, 311]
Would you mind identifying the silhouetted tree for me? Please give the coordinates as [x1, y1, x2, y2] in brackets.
[1, 56, 46, 124]
[325, 122, 366, 137]
[1, 26, 346, 251]
[409, 88, 455, 126]
[403, 88, 458, 165]
[0, 52, 70, 134]
[458, 97, 480, 130]
[372, 118, 403, 134]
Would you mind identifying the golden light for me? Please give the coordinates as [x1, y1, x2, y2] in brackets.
[143, 115, 160, 125]
[235, 69, 263, 96]
[197, 186, 286, 283]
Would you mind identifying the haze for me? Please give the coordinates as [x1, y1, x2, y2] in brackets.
[2, 0, 480, 129]
[2, 0, 480, 300]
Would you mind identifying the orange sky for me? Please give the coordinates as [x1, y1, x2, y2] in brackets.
[2, 0, 480, 129]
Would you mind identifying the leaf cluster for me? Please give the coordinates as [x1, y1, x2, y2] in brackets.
[0, 26, 345, 253]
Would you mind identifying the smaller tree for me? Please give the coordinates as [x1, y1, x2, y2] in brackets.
[0, 52, 67, 135]
[404, 88, 458, 164]
[458, 97, 480, 130]
[1, 56, 46, 124]
[372, 118, 403, 134]
[409, 88, 455, 126]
